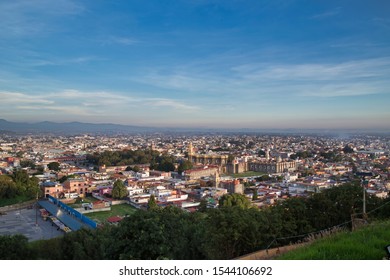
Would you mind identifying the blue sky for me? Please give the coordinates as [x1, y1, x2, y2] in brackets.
[0, 0, 389, 129]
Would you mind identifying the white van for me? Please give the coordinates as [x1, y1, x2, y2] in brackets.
[64, 193, 79, 199]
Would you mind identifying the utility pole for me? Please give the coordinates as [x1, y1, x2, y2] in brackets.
[35, 190, 38, 227]
[362, 178, 367, 221]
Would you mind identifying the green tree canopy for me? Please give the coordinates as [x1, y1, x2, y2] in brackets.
[47, 162, 60, 171]
[111, 180, 127, 199]
[0, 235, 34, 260]
[0, 175, 17, 199]
[147, 194, 158, 211]
[20, 160, 36, 169]
[13, 169, 40, 198]
[343, 144, 354, 153]
[178, 160, 193, 174]
[219, 193, 252, 209]
[252, 189, 258, 201]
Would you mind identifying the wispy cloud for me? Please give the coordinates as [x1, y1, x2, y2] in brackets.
[237, 57, 390, 81]
[140, 73, 223, 93]
[0, 91, 54, 105]
[310, 7, 342, 19]
[0, 90, 199, 121]
[112, 37, 139, 46]
[132, 57, 390, 99]
[22, 56, 99, 67]
[98, 36, 140, 47]
[146, 98, 199, 110]
[0, 0, 84, 37]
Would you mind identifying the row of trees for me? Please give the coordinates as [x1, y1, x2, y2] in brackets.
[3, 183, 389, 260]
[87, 149, 194, 173]
[0, 170, 40, 200]
[87, 150, 162, 167]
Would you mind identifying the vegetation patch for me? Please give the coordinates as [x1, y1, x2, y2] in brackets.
[84, 203, 137, 224]
[278, 220, 390, 260]
[230, 171, 266, 178]
[0, 195, 31, 207]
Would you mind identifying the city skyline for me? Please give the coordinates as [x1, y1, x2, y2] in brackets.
[1, 0, 389, 130]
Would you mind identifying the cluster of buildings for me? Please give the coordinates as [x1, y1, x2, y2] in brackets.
[0, 132, 389, 215]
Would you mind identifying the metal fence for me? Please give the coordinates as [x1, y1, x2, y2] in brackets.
[48, 195, 97, 229]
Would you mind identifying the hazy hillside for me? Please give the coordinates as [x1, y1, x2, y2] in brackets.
[0, 119, 155, 134]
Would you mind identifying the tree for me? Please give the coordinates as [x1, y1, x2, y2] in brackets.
[16, 151, 24, 158]
[25, 176, 40, 199]
[290, 151, 312, 160]
[13, 169, 31, 195]
[105, 210, 170, 259]
[227, 154, 235, 163]
[0, 175, 17, 199]
[274, 198, 313, 239]
[147, 194, 158, 210]
[59, 228, 106, 260]
[20, 160, 36, 169]
[252, 189, 258, 201]
[156, 156, 175, 172]
[59, 174, 76, 183]
[0, 235, 34, 260]
[111, 180, 127, 199]
[198, 199, 208, 212]
[177, 160, 193, 174]
[202, 207, 268, 259]
[132, 165, 141, 173]
[125, 165, 140, 172]
[256, 175, 271, 181]
[343, 144, 354, 154]
[219, 193, 252, 209]
[47, 162, 60, 171]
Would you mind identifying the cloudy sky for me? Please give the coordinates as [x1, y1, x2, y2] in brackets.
[1, 0, 389, 130]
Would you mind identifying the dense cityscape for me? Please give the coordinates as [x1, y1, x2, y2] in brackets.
[1, 132, 389, 206]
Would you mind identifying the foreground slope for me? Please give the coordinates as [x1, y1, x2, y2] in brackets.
[278, 220, 390, 260]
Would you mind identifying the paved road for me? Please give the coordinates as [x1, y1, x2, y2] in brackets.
[0, 206, 64, 241]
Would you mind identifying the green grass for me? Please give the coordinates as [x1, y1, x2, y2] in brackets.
[278, 220, 390, 260]
[0, 195, 32, 207]
[84, 203, 138, 224]
[229, 171, 266, 178]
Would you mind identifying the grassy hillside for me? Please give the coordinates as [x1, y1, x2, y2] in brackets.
[278, 220, 390, 260]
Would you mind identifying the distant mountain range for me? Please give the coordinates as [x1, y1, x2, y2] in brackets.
[0, 119, 389, 135]
[0, 119, 158, 135]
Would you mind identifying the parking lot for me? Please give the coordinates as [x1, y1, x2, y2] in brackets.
[0, 206, 65, 241]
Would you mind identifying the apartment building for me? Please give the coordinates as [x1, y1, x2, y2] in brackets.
[63, 178, 89, 197]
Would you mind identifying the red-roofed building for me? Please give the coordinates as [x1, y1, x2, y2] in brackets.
[107, 216, 123, 224]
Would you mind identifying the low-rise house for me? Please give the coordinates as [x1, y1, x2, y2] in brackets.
[41, 181, 64, 198]
[63, 178, 89, 198]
